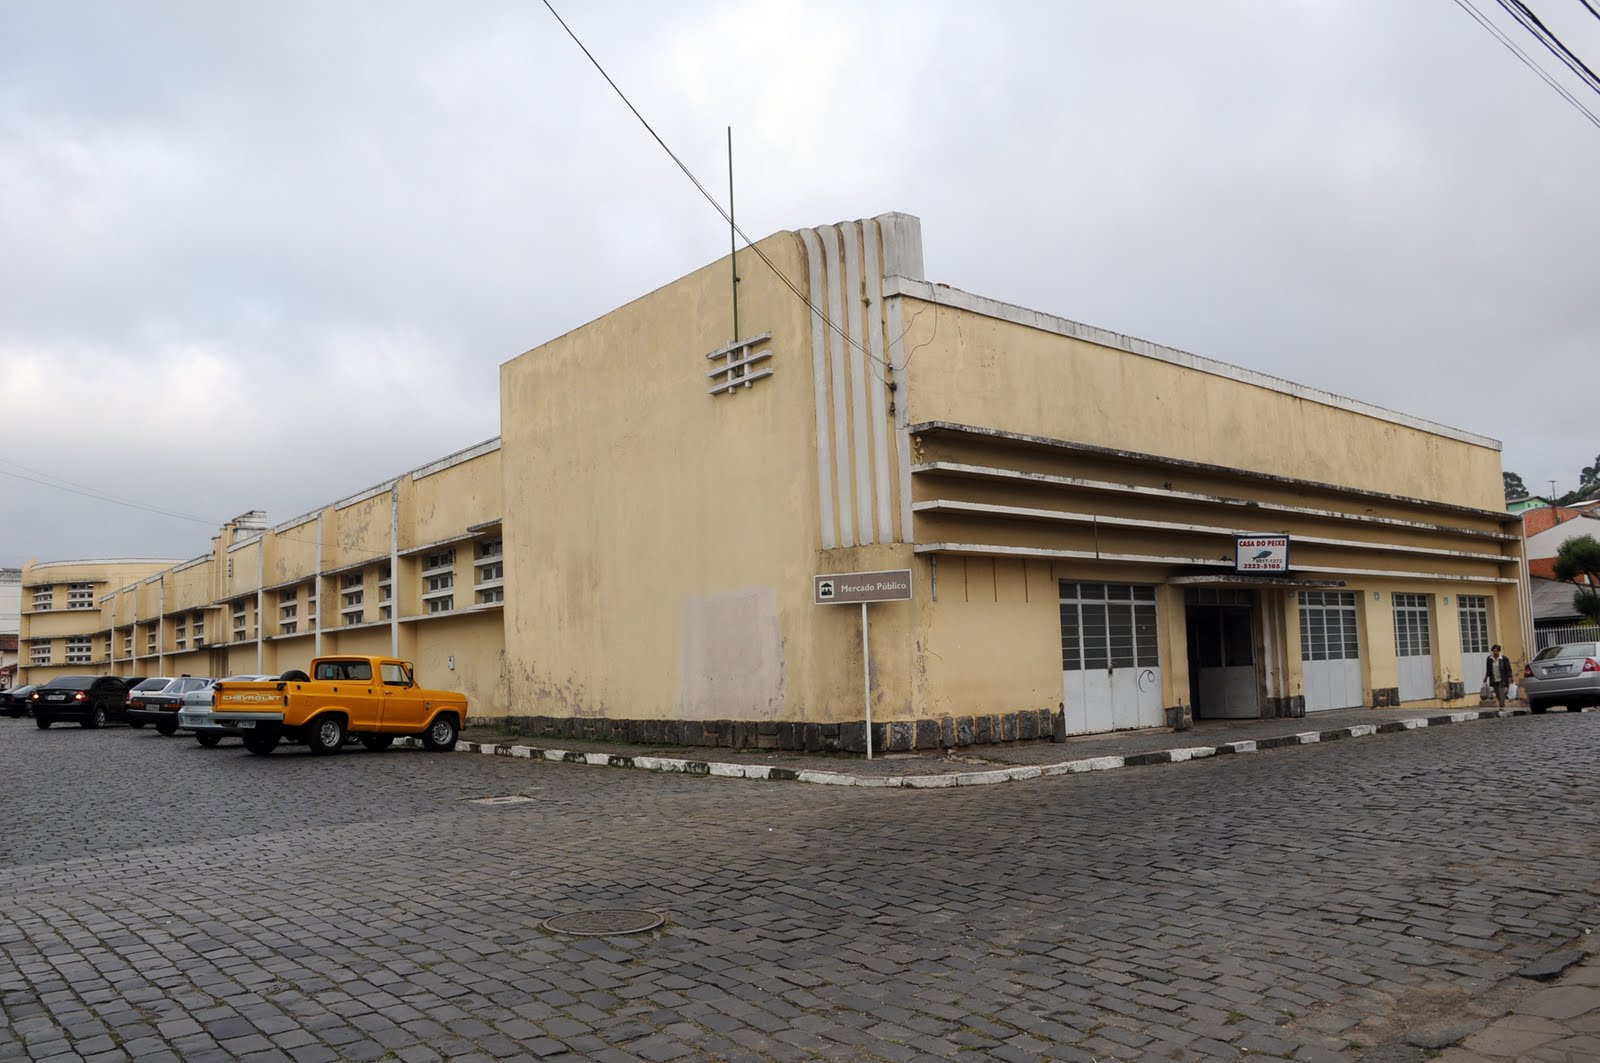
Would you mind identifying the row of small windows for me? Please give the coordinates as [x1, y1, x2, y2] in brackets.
[30, 583, 96, 611]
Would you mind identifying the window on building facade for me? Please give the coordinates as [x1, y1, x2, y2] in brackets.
[1393, 593, 1432, 657]
[233, 602, 247, 640]
[475, 538, 504, 605]
[1458, 595, 1491, 658]
[30, 639, 51, 665]
[123, 632, 134, 655]
[1298, 591, 1360, 661]
[341, 572, 364, 624]
[146, 628, 157, 654]
[65, 636, 92, 664]
[192, 611, 205, 643]
[175, 618, 187, 650]
[32, 586, 53, 611]
[422, 549, 455, 613]
[1059, 583, 1159, 670]
[67, 583, 95, 609]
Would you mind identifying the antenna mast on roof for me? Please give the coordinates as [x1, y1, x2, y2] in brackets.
[728, 126, 738, 345]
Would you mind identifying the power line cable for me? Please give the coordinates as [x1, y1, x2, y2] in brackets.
[538, 0, 938, 382]
[1581, 0, 1600, 24]
[1452, 0, 1600, 128]
[1495, 0, 1600, 95]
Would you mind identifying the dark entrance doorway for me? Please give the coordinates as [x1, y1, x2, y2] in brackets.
[1185, 589, 1261, 720]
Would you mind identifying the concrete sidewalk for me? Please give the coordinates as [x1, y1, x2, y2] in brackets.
[1434, 934, 1600, 1062]
[446, 703, 1597, 789]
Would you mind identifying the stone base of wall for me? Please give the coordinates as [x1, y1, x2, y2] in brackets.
[1264, 696, 1306, 719]
[475, 710, 1070, 754]
[1371, 686, 1401, 707]
[1444, 680, 1466, 700]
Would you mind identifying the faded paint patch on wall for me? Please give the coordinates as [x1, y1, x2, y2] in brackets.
[679, 587, 784, 720]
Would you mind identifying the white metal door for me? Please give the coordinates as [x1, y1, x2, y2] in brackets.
[1299, 590, 1364, 711]
[1458, 595, 1491, 690]
[1394, 593, 1435, 702]
[1060, 582, 1163, 735]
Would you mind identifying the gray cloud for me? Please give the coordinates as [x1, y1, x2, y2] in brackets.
[2, 0, 1597, 564]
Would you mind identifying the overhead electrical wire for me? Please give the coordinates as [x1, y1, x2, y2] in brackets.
[538, 0, 934, 384]
[1451, 0, 1600, 128]
[1494, 0, 1600, 94]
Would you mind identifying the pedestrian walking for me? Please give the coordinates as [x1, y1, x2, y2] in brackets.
[1484, 644, 1513, 707]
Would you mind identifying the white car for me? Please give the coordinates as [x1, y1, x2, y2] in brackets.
[178, 674, 279, 747]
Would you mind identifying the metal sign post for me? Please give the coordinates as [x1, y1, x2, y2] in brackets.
[814, 569, 913, 761]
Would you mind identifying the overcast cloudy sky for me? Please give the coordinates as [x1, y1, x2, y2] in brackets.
[2, 0, 1597, 566]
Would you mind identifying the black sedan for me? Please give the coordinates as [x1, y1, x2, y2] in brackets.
[1, 684, 40, 718]
[32, 676, 133, 729]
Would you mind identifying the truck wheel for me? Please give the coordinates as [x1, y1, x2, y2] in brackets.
[306, 714, 345, 755]
[421, 714, 459, 752]
[196, 732, 223, 748]
[279, 670, 310, 682]
[156, 718, 180, 736]
[35, 716, 51, 730]
[83, 704, 106, 730]
[360, 735, 394, 752]
[243, 731, 279, 756]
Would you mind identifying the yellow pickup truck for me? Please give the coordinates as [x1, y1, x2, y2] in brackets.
[210, 656, 467, 757]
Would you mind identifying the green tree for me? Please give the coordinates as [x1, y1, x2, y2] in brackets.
[1552, 534, 1600, 623]
[1504, 471, 1527, 501]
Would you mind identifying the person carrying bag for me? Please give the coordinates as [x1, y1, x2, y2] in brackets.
[1484, 644, 1513, 708]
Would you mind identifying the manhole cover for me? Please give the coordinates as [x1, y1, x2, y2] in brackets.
[541, 909, 665, 936]
[469, 794, 537, 805]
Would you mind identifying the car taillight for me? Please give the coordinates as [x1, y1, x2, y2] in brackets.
[1523, 664, 1534, 678]
[73, 691, 87, 702]
[1584, 658, 1600, 673]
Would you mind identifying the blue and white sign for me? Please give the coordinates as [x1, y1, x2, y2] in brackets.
[1235, 535, 1291, 573]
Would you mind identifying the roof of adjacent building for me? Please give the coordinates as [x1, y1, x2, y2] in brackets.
[1531, 576, 1590, 623]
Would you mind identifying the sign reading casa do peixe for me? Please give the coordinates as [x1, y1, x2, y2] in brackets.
[1235, 535, 1291, 573]
[813, 569, 914, 605]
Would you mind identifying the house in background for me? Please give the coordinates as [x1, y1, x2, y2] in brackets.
[1523, 505, 1600, 650]
[0, 633, 16, 689]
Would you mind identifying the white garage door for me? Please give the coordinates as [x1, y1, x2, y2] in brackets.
[1060, 582, 1164, 735]
[1394, 593, 1435, 702]
[1299, 590, 1363, 712]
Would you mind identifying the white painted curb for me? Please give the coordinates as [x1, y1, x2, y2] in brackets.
[401, 706, 1593, 789]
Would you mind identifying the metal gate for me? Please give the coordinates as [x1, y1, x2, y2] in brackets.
[1458, 594, 1491, 689]
[1299, 590, 1363, 711]
[1185, 588, 1260, 719]
[1060, 582, 1163, 735]
[1393, 593, 1435, 702]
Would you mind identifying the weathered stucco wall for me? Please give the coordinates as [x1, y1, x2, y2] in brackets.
[894, 289, 1506, 511]
[501, 222, 919, 723]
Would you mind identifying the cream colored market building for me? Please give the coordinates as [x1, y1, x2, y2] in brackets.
[21, 212, 1529, 747]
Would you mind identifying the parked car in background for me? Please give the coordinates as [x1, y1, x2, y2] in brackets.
[123, 678, 176, 729]
[127, 676, 214, 735]
[32, 676, 134, 729]
[1, 685, 40, 718]
[178, 675, 277, 747]
[1523, 640, 1600, 713]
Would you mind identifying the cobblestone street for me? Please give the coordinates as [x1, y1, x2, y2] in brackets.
[1, 712, 1596, 1062]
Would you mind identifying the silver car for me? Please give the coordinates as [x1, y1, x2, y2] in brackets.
[178, 674, 279, 747]
[1522, 641, 1600, 713]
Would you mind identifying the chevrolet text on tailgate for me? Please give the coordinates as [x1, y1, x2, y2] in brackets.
[210, 656, 467, 757]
